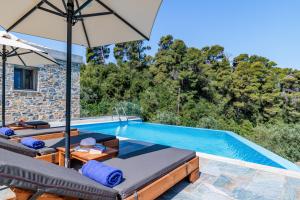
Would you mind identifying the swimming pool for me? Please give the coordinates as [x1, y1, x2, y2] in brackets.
[75, 120, 300, 171]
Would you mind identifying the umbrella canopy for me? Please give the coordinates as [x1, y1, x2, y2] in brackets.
[0, 0, 163, 167]
[0, 31, 58, 127]
[0, 0, 162, 47]
[0, 31, 56, 66]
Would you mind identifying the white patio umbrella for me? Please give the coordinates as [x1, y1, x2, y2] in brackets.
[0, 0, 163, 167]
[0, 31, 58, 127]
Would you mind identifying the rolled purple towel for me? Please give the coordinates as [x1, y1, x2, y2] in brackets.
[21, 137, 45, 149]
[0, 127, 15, 136]
[81, 160, 123, 188]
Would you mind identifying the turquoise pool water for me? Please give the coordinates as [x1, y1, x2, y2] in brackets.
[75, 120, 299, 170]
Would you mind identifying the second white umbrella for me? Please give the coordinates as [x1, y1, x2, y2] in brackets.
[0, 31, 58, 126]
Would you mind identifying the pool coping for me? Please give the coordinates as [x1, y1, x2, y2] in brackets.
[73, 119, 300, 172]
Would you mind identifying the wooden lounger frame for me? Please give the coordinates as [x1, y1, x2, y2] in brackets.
[8, 124, 51, 130]
[8, 156, 199, 200]
[36, 153, 60, 163]
[10, 129, 80, 142]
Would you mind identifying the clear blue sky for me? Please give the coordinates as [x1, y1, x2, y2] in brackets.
[4, 0, 300, 69]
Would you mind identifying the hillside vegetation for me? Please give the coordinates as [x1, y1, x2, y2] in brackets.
[81, 35, 300, 162]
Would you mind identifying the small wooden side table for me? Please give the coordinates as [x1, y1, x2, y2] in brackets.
[57, 144, 118, 166]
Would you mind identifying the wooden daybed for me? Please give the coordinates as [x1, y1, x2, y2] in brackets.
[7, 120, 51, 130]
[0, 132, 119, 164]
[0, 145, 200, 200]
[6, 127, 80, 141]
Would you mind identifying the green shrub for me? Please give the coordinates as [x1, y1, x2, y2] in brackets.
[197, 116, 220, 129]
[153, 111, 179, 125]
[115, 101, 142, 116]
[80, 100, 112, 118]
[250, 124, 300, 162]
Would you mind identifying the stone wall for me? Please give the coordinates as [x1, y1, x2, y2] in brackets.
[0, 55, 82, 123]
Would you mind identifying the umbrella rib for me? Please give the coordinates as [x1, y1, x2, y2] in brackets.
[7, 47, 19, 57]
[32, 51, 60, 66]
[75, 12, 112, 19]
[95, 0, 149, 40]
[7, 51, 32, 58]
[8, 1, 44, 32]
[74, 0, 93, 16]
[38, 6, 66, 18]
[62, 0, 68, 12]
[41, 0, 66, 15]
[75, 0, 91, 48]
[16, 54, 27, 67]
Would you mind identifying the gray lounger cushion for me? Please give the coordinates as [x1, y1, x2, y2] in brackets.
[25, 121, 49, 126]
[0, 134, 10, 139]
[104, 144, 196, 199]
[0, 133, 115, 157]
[44, 133, 116, 148]
[0, 148, 118, 200]
[0, 137, 37, 157]
[0, 137, 56, 157]
[12, 127, 77, 138]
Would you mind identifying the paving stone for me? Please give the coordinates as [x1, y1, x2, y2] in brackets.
[286, 177, 300, 187]
[213, 175, 232, 188]
[199, 159, 223, 176]
[197, 172, 219, 185]
[285, 177, 300, 200]
[244, 172, 286, 199]
[159, 190, 197, 200]
[232, 188, 271, 200]
[217, 162, 256, 178]
[192, 182, 235, 200]
[283, 185, 297, 200]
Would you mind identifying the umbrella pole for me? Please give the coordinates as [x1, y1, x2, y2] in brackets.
[2, 45, 6, 127]
[65, 0, 74, 168]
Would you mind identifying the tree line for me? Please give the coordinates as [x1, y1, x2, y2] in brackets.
[81, 35, 300, 162]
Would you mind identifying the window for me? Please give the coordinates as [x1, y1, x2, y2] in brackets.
[14, 67, 38, 91]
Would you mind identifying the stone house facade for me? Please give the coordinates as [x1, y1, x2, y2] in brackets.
[0, 48, 83, 123]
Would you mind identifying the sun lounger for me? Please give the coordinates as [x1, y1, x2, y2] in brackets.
[103, 144, 199, 199]
[0, 137, 56, 162]
[0, 148, 118, 200]
[7, 120, 50, 130]
[0, 133, 119, 163]
[0, 144, 199, 199]
[22, 120, 50, 129]
[0, 126, 79, 140]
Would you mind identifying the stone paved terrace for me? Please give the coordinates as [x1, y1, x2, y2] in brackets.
[121, 139, 300, 200]
[1, 136, 300, 200]
[159, 157, 300, 200]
